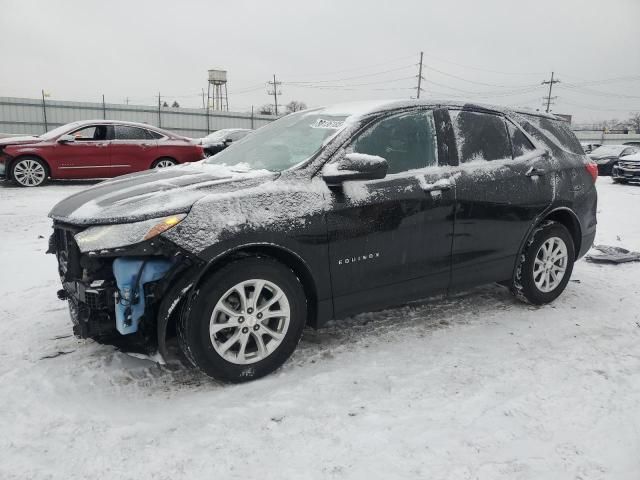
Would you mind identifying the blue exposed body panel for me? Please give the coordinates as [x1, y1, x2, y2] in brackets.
[112, 257, 173, 335]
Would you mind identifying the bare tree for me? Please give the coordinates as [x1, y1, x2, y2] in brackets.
[162, 101, 169, 108]
[629, 112, 640, 133]
[171, 100, 180, 108]
[285, 100, 307, 114]
[258, 104, 274, 115]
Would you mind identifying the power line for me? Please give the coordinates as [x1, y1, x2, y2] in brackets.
[287, 54, 416, 78]
[426, 64, 539, 89]
[420, 50, 548, 76]
[286, 64, 415, 84]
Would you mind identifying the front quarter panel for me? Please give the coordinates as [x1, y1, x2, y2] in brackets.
[162, 174, 333, 299]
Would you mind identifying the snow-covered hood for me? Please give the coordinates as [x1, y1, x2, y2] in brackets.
[0, 135, 42, 146]
[49, 162, 277, 225]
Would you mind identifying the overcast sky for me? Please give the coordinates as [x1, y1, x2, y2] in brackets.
[1, 0, 639, 123]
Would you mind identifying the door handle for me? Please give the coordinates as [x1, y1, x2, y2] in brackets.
[421, 179, 454, 193]
[526, 167, 547, 177]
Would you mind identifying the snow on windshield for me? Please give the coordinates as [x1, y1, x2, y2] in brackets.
[205, 111, 347, 172]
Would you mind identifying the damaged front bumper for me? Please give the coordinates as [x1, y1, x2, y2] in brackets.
[612, 162, 640, 181]
[49, 222, 201, 354]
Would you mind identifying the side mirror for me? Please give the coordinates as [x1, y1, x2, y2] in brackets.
[58, 134, 76, 143]
[322, 152, 388, 186]
[223, 138, 233, 145]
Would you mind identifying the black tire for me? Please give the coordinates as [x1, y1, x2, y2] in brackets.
[10, 156, 49, 187]
[511, 221, 575, 305]
[178, 257, 307, 383]
[150, 157, 177, 169]
[612, 177, 626, 184]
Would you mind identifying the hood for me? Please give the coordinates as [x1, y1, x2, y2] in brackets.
[49, 162, 277, 225]
[0, 135, 42, 147]
[588, 153, 617, 160]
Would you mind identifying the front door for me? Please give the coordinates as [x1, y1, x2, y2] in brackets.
[52, 124, 111, 178]
[325, 109, 456, 318]
[110, 125, 159, 175]
[445, 109, 555, 288]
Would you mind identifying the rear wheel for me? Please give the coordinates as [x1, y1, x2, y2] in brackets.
[178, 257, 307, 383]
[11, 157, 48, 187]
[151, 157, 177, 169]
[511, 221, 575, 305]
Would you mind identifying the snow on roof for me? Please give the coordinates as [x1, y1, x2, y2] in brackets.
[308, 98, 562, 123]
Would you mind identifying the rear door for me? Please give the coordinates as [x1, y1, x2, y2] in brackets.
[52, 124, 111, 178]
[325, 109, 456, 317]
[446, 109, 554, 288]
[110, 125, 158, 175]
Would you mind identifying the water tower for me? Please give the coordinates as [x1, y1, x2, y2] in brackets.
[207, 69, 229, 111]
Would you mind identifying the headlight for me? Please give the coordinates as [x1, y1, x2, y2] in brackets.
[74, 214, 186, 253]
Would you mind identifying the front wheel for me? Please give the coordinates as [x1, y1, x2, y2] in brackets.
[11, 157, 48, 187]
[178, 257, 307, 383]
[511, 221, 575, 305]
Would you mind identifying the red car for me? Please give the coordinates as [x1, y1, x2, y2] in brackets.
[0, 120, 204, 187]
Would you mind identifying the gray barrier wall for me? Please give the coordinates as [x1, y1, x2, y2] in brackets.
[0, 97, 274, 138]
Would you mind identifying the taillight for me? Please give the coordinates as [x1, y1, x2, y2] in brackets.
[585, 162, 598, 182]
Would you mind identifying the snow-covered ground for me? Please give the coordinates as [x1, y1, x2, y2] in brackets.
[1, 179, 639, 480]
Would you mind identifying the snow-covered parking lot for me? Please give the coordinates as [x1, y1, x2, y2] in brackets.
[1, 179, 639, 480]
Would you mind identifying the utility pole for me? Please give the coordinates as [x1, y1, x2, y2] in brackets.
[157, 92, 162, 127]
[416, 51, 425, 99]
[41, 89, 48, 133]
[102, 94, 106, 119]
[201, 88, 206, 109]
[541, 71, 560, 113]
[267, 74, 281, 115]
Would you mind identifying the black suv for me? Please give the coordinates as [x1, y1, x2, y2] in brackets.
[49, 100, 598, 383]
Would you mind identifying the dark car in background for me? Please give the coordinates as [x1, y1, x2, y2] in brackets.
[49, 100, 597, 383]
[587, 144, 639, 176]
[0, 120, 204, 187]
[200, 128, 252, 156]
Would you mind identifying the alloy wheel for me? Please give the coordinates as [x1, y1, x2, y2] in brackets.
[13, 159, 46, 186]
[533, 236, 568, 293]
[209, 279, 291, 365]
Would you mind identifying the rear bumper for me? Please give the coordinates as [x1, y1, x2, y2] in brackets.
[578, 230, 596, 259]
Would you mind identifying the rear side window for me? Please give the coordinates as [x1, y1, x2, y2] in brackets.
[518, 115, 583, 155]
[352, 110, 438, 174]
[507, 122, 537, 158]
[115, 125, 152, 140]
[146, 130, 164, 139]
[450, 110, 511, 162]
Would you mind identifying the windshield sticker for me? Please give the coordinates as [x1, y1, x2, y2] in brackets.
[310, 119, 345, 129]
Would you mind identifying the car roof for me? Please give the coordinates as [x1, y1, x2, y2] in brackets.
[310, 99, 564, 122]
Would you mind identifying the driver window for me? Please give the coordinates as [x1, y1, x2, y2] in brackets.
[71, 125, 107, 141]
[351, 110, 438, 174]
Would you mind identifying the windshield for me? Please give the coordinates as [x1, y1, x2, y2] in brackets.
[590, 145, 625, 156]
[205, 111, 347, 172]
[39, 122, 81, 140]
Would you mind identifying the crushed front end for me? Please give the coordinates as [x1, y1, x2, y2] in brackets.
[48, 218, 200, 354]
